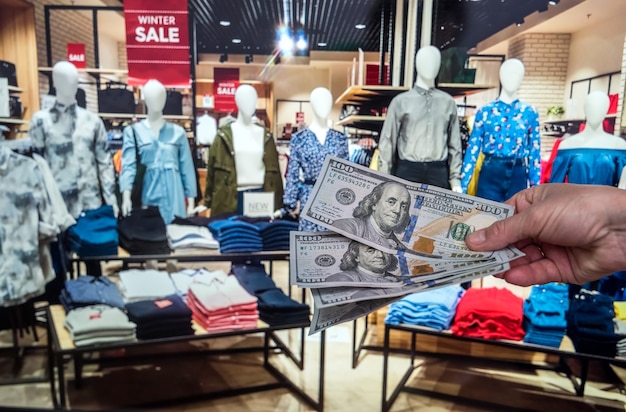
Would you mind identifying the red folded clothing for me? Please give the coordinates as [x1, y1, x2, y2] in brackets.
[193, 314, 258, 332]
[451, 287, 525, 341]
[187, 290, 258, 317]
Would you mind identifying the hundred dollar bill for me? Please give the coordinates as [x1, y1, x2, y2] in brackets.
[311, 262, 510, 309]
[300, 156, 521, 261]
[290, 231, 511, 288]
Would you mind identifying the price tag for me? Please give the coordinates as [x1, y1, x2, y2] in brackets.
[154, 299, 173, 309]
[243, 192, 274, 217]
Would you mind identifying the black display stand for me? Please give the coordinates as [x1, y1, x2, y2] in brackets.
[48, 252, 325, 411]
[380, 322, 626, 411]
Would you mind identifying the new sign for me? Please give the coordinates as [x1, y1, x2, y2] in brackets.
[124, 0, 190, 87]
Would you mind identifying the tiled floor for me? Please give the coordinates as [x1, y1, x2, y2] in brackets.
[1, 260, 625, 411]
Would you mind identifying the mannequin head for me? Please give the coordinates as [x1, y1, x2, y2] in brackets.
[499, 59, 525, 96]
[52, 61, 79, 106]
[235, 84, 258, 119]
[583, 91, 610, 131]
[415, 46, 441, 88]
[143, 79, 166, 114]
[310, 87, 333, 121]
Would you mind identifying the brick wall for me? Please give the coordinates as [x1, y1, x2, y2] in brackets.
[507, 33, 571, 122]
[616, 33, 626, 136]
[26, 0, 99, 112]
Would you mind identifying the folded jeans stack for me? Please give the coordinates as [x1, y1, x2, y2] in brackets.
[186, 270, 259, 332]
[255, 220, 299, 251]
[567, 289, 622, 357]
[117, 206, 170, 255]
[125, 294, 194, 340]
[166, 224, 219, 250]
[63, 305, 136, 347]
[451, 287, 525, 341]
[523, 283, 569, 348]
[60, 276, 125, 312]
[385, 285, 465, 331]
[118, 269, 178, 303]
[208, 219, 263, 253]
[66, 205, 118, 257]
[231, 263, 310, 326]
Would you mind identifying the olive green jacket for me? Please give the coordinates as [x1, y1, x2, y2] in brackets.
[204, 123, 284, 216]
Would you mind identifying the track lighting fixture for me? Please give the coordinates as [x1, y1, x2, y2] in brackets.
[219, 53, 228, 63]
[245, 54, 253, 64]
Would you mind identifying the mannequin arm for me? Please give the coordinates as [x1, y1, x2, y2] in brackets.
[186, 197, 196, 216]
[111, 202, 119, 218]
[451, 185, 462, 193]
[619, 166, 626, 190]
[121, 191, 132, 216]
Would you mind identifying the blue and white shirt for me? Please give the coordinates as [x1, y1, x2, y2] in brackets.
[460, 99, 541, 191]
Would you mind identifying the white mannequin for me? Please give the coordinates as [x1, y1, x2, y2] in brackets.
[560, 91, 626, 150]
[231, 84, 266, 189]
[51, 61, 119, 217]
[308, 87, 333, 145]
[52, 61, 79, 106]
[121, 79, 195, 217]
[498, 59, 525, 104]
[415, 46, 462, 193]
[415, 46, 441, 90]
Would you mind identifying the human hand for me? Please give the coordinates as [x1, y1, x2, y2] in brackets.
[465, 183, 626, 286]
[121, 191, 132, 217]
[186, 197, 196, 216]
[111, 203, 119, 218]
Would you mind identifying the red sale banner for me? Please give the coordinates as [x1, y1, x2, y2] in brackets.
[213, 68, 240, 113]
[67, 43, 86, 69]
[124, 0, 190, 87]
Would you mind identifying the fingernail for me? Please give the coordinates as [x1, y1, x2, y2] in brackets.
[467, 230, 486, 245]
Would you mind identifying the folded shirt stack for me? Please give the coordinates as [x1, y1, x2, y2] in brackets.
[567, 289, 623, 357]
[118, 269, 178, 303]
[617, 335, 626, 357]
[231, 263, 310, 326]
[254, 220, 299, 251]
[166, 224, 219, 250]
[523, 283, 569, 348]
[207, 219, 263, 254]
[384, 285, 465, 331]
[66, 205, 118, 257]
[125, 294, 194, 340]
[64, 305, 136, 347]
[60, 276, 125, 312]
[451, 287, 525, 341]
[169, 268, 212, 298]
[117, 206, 170, 255]
[186, 270, 259, 333]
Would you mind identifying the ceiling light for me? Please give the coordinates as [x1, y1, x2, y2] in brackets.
[296, 36, 307, 51]
[219, 20, 231, 27]
[516, 19, 524, 26]
[279, 34, 294, 51]
[317, 42, 328, 47]
[355, 24, 366, 30]
[549, 0, 559, 5]
[219, 53, 228, 63]
[232, 38, 242, 44]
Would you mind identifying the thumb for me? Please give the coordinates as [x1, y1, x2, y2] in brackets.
[466, 213, 529, 251]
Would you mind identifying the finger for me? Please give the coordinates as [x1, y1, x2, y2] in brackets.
[500, 258, 563, 287]
[466, 212, 535, 252]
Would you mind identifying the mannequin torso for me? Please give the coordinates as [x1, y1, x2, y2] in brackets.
[231, 85, 265, 189]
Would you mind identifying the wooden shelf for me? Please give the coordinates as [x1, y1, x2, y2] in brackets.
[543, 114, 617, 125]
[0, 118, 26, 125]
[335, 84, 496, 105]
[196, 78, 263, 85]
[8, 86, 22, 93]
[99, 113, 192, 121]
[336, 115, 385, 132]
[39, 66, 128, 76]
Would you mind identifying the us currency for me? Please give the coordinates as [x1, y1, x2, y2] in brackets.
[290, 231, 510, 288]
[301, 156, 522, 262]
[311, 262, 510, 310]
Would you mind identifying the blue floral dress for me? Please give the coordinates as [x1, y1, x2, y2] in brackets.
[283, 128, 348, 231]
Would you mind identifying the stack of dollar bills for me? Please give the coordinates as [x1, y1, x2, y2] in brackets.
[289, 156, 524, 334]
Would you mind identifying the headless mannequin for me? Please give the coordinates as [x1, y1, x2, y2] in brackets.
[121, 79, 195, 216]
[560, 91, 626, 150]
[498, 58, 524, 104]
[308, 87, 333, 145]
[231, 84, 266, 190]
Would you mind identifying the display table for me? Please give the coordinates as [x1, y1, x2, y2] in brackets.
[47, 304, 325, 410]
[381, 322, 626, 411]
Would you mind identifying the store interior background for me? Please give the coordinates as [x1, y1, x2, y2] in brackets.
[2, 0, 626, 410]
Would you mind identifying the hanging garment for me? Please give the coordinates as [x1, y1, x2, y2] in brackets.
[29, 102, 117, 218]
[283, 128, 348, 231]
[550, 148, 626, 186]
[0, 147, 58, 306]
[119, 120, 197, 224]
[460, 99, 541, 194]
[196, 113, 218, 145]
